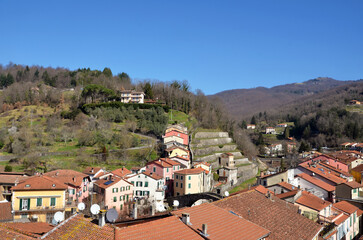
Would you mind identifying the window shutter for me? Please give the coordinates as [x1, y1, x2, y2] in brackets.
[19, 199, 22, 210]
[27, 199, 30, 210]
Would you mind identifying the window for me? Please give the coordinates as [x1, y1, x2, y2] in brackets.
[173, 166, 175, 170]
[126, 195, 129, 202]
[20, 198, 30, 211]
[188, 176, 191, 180]
[50, 198, 56, 206]
[353, 189, 357, 193]
[143, 191, 149, 196]
[36, 198, 42, 207]
[354, 213, 356, 223]
[123, 195, 125, 201]
[140, 182, 143, 187]
[113, 197, 117, 202]
[131, 181, 134, 185]
[177, 192, 180, 196]
[181, 176, 183, 180]
[153, 167, 156, 172]
[120, 196, 122, 201]
[145, 182, 149, 187]
[167, 168, 169, 173]
[180, 183, 183, 188]
[136, 182, 139, 187]
[166, 177, 170, 181]
[176, 175, 179, 179]
[176, 182, 178, 187]
[188, 183, 191, 189]
[177, 166, 179, 170]
[120, 204, 123, 210]
[350, 216, 352, 226]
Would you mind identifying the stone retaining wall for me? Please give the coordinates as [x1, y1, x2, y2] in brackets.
[194, 132, 229, 138]
[193, 144, 237, 156]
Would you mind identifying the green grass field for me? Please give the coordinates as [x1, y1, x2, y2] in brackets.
[229, 176, 257, 194]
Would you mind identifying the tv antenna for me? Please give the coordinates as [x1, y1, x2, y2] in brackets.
[90, 204, 100, 215]
[53, 211, 64, 224]
[78, 202, 85, 211]
[106, 208, 118, 223]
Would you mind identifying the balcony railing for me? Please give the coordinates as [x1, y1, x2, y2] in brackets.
[14, 206, 65, 213]
[2, 190, 11, 195]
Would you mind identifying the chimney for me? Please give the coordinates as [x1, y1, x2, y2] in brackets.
[181, 213, 191, 225]
[260, 171, 264, 177]
[98, 210, 106, 227]
[91, 168, 94, 173]
[56, 171, 59, 176]
[73, 176, 76, 183]
[202, 224, 208, 237]
[151, 205, 155, 216]
[133, 204, 138, 219]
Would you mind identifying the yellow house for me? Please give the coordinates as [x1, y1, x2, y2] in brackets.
[174, 168, 206, 196]
[165, 146, 189, 159]
[11, 175, 67, 223]
[350, 164, 363, 183]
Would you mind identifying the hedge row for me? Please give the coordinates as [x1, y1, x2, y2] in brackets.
[81, 102, 170, 112]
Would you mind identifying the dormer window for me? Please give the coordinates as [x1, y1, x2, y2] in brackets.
[52, 184, 56, 187]
[25, 184, 30, 188]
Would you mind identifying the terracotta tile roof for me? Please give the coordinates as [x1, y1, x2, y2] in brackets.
[214, 188, 322, 240]
[229, 185, 273, 197]
[142, 171, 163, 180]
[295, 191, 331, 211]
[171, 155, 190, 161]
[111, 167, 132, 178]
[333, 201, 359, 215]
[174, 168, 205, 175]
[172, 203, 270, 239]
[297, 173, 335, 192]
[299, 162, 346, 184]
[357, 209, 363, 216]
[277, 181, 295, 191]
[222, 152, 234, 156]
[43, 214, 114, 239]
[334, 213, 349, 225]
[0, 202, 12, 221]
[343, 181, 363, 189]
[318, 162, 352, 177]
[11, 175, 68, 191]
[0, 224, 33, 239]
[194, 161, 211, 167]
[131, 167, 141, 171]
[164, 145, 189, 153]
[1, 222, 53, 237]
[83, 167, 102, 175]
[160, 158, 180, 166]
[0, 174, 29, 185]
[95, 177, 130, 189]
[44, 169, 89, 187]
[276, 190, 299, 199]
[116, 215, 202, 240]
[147, 159, 173, 168]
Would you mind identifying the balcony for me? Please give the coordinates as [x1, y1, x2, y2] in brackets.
[2, 190, 11, 195]
[14, 206, 65, 213]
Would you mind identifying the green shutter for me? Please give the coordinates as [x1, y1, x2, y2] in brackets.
[51, 197, 56, 206]
[19, 199, 22, 210]
[126, 195, 129, 202]
[27, 199, 30, 210]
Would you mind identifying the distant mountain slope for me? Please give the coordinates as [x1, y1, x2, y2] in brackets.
[212, 78, 360, 120]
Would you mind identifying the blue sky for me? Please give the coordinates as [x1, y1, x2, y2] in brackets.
[0, 1, 362, 94]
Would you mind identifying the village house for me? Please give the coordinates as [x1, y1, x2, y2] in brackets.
[127, 171, 166, 212]
[331, 201, 361, 239]
[351, 164, 363, 183]
[267, 181, 296, 195]
[165, 145, 190, 159]
[120, 90, 144, 104]
[265, 127, 276, 134]
[349, 99, 361, 105]
[257, 170, 288, 187]
[193, 162, 212, 173]
[219, 152, 235, 167]
[163, 134, 188, 149]
[145, 158, 181, 196]
[163, 129, 189, 146]
[246, 124, 256, 129]
[0, 202, 13, 222]
[335, 181, 363, 201]
[11, 175, 67, 223]
[93, 177, 133, 216]
[0, 172, 29, 202]
[82, 167, 110, 188]
[276, 123, 288, 128]
[170, 155, 191, 169]
[165, 124, 188, 135]
[173, 168, 211, 196]
[296, 173, 335, 201]
[43, 170, 91, 206]
[217, 166, 237, 186]
[264, 143, 283, 156]
[111, 167, 132, 179]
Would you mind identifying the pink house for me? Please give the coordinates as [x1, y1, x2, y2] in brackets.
[163, 130, 189, 145]
[313, 155, 349, 172]
[43, 170, 91, 205]
[94, 177, 133, 217]
[146, 158, 181, 197]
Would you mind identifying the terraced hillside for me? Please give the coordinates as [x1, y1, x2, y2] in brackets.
[191, 130, 249, 168]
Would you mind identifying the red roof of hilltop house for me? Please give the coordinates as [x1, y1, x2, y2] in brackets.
[333, 201, 359, 215]
[221, 152, 234, 156]
[142, 171, 163, 180]
[111, 167, 132, 178]
[299, 161, 346, 184]
[171, 155, 190, 161]
[341, 181, 363, 189]
[83, 167, 103, 175]
[0, 202, 12, 222]
[214, 186, 323, 240]
[164, 145, 189, 153]
[159, 158, 180, 166]
[0, 222, 53, 238]
[277, 181, 295, 191]
[116, 215, 203, 240]
[172, 203, 270, 240]
[297, 173, 335, 192]
[147, 158, 180, 169]
[295, 191, 331, 211]
[43, 169, 89, 188]
[95, 177, 132, 189]
[12, 175, 68, 191]
[276, 190, 299, 199]
[351, 164, 363, 173]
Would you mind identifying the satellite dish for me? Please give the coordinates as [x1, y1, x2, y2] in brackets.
[52, 219, 58, 225]
[173, 200, 179, 207]
[54, 211, 64, 223]
[140, 199, 145, 205]
[106, 208, 118, 223]
[90, 204, 100, 215]
[224, 191, 230, 197]
[78, 202, 85, 211]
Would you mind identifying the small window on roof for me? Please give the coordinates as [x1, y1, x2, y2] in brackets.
[52, 184, 56, 187]
[25, 184, 30, 188]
